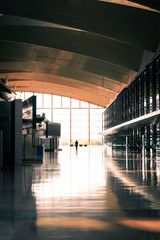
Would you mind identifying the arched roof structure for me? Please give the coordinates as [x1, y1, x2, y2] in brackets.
[0, 0, 160, 107]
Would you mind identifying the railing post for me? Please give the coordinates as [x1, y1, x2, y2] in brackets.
[126, 136, 128, 169]
[142, 135, 145, 158]
[0, 131, 3, 169]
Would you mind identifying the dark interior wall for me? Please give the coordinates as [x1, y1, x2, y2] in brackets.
[11, 99, 22, 165]
[0, 101, 12, 164]
[0, 130, 3, 168]
[0, 100, 22, 165]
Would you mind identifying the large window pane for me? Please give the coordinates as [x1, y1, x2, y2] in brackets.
[72, 109, 88, 143]
[71, 99, 79, 108]
[90, 103, 99, 108]
[53, 96, 61, 108]
[53, 109, 70, 122]
[24, 92, 33, 100]
[34, 93, 43, 108]
[44, 94, 51, 108]
[16, 92, 103, 145]
[53, 108, 70, 145]
[80, 100, 88, 108]
[62, 97, 70, 108]
[90, 108, 103, 144]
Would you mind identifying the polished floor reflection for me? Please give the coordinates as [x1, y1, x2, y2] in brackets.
[0, 146, 160, 239]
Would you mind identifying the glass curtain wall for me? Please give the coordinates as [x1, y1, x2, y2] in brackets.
[16, 92, 104, 145]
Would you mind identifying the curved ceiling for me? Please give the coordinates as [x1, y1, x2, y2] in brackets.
[0, 0, 160, 107]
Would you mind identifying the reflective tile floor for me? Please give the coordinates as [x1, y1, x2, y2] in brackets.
[1, 146, 160, 239]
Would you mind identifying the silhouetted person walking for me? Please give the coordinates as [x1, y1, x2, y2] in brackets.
[75, 140, 78, 150]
